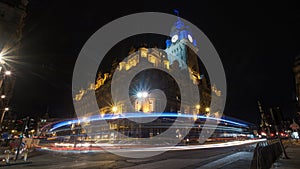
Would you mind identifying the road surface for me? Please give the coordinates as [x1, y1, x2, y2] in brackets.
[3, 143, 256, 169]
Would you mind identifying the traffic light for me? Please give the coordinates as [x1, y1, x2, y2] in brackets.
[28, 118, 36, 130]
[14, 119, 24, 132]
[25, 118, 36, 137]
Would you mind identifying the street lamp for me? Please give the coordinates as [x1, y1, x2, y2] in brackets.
[0, 107, 9, 132]
[0, 70, 12, 89]
[112, 106, 118, 113]
[1, 95, 5, 99]
[136, 91, 150, 112]
[4, 71, 11, 76]
[195, 104, 201, 117]
[196, 104, 201, 110]
[205, 107, 210, 113]
[137, 91, 148, 98]
[0, 53, 4, 64]
[142, 91, 148, 98]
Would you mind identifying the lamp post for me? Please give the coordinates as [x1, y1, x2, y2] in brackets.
[111, 105, 119, 140]
[0, 107, 9, 132]
[270, 108, 290, 159]
[0, 69, 11, 133]
[136, 91, 149, 137]
[0, 69, 12, 97]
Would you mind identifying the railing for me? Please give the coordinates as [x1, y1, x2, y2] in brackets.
[250, 140, 283, 169]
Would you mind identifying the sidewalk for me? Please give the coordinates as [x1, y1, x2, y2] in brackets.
[271, 141, 300, 169]
[197, 151, 253, 169]
[197, 141, 300, 169]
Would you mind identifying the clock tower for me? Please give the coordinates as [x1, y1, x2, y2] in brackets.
[164, 15, 200, 78]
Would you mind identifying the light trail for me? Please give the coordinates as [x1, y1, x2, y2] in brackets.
[49, 113, 249, 132]
[38, 139, 266, 153]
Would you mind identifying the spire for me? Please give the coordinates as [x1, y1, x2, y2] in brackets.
[174, 9, 184, 30]
[174, 9, 179, 17]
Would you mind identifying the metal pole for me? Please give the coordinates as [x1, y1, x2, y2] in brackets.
[276, 125, 290, 159]
[0, 66, 3, 89]
[15, 116, 29, 161]
[270, 108, 290, 159]
[0, 109, 6, 132]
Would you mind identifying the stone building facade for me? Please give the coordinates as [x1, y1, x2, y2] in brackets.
[73, 17, 222, 140]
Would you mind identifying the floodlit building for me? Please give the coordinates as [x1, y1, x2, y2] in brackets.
[72, 16, 223, 142]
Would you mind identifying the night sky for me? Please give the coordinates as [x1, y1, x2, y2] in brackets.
[10, 0, 300, 124]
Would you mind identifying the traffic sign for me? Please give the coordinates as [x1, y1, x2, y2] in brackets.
[290, 120, 299, 130]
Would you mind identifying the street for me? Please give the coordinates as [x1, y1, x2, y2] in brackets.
[4, 143, 256, 169]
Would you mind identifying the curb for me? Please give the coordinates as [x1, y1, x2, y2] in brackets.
[0, 161, 32, 167]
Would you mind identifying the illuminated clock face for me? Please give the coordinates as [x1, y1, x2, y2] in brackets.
[171, 34, 178, 43]
[188, 34, 193, 43]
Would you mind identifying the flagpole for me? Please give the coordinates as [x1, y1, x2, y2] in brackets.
[174, 9, 179, 17]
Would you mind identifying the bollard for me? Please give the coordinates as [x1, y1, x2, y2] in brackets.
[4, 149, 11, 164]
[23, 148, 29, 161]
